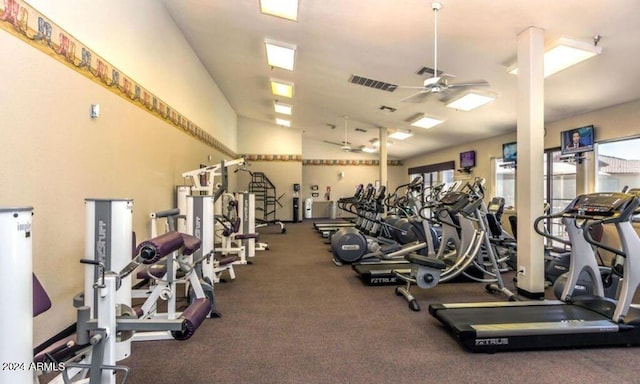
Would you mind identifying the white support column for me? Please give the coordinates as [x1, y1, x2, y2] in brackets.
[515, 27, 546, 297]
[576, 152, 595, 195]
[379, 127, 388, 190]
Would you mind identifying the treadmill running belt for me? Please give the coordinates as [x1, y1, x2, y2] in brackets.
[428, 301, 640, 352]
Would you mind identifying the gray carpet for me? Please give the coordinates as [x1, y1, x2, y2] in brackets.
[122, 221, 640, 384]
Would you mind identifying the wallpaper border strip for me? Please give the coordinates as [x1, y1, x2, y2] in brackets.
[0, 0, 237, 158]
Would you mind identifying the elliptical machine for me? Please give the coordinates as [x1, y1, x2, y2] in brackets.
[331, 178, 426, 265]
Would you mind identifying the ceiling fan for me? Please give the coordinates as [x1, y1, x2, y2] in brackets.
[322, 116, 364, 152]
[400, 2, 489, 103]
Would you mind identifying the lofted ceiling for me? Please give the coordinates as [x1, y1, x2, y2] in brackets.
[161, 0, 640, 159]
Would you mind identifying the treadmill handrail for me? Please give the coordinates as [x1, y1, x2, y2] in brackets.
[580, 194, 638, 258]
[533, 212, 572, 246]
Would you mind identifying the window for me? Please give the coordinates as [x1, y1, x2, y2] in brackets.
[494, 158, 516, 208]
[545, 150, 577, 244]
[494, 151, 572, 244]
[596, 138, 640, 192]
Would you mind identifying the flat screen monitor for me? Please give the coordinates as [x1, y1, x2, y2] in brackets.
[561, 125, 594, 155]
[502, 142, 517, 163]
[459, 150, 476, 168]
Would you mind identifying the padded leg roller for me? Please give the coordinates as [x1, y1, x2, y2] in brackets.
[171, 298, 210, 340]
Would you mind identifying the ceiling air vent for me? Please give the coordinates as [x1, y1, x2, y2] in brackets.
[416, 66, 444, 77]
[349, 75, 397, 92]
[379, 105, 397, 113]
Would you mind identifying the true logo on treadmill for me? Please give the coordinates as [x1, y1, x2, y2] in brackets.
[371, 277, 396, 284]
[475, 338, 509, 346]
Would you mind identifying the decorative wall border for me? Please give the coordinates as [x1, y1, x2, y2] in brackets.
[240, 156, 403, 166]
[241, 154, 303, 162]
[303, 159, 403, 166]
[0, 0, 237, 158]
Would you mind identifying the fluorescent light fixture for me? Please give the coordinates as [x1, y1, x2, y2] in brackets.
[508, 37, 602, 78]
[274, 101, 292, 115]
[371, 139, 393, 147]
[446, 92, 495, 111]
[265, 40, 296, 71]
[362, 147, 377, 153]
[260, 0, 298, 21]
[410, 115, 444, 129]
[271, 79, 294, 98]
[388, 129, 414, 140]
[275, 117, 291, 127]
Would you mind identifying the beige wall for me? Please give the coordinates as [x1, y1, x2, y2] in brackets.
[27, 0, 238, 148]
[0, 4, 236, 345]
[302, 165, 406, 217]
[403, 98, 640, 199]
[236, 117, 407, 221]
[238, 116, 302, 153]
[236, 116, 302, 222]
[404, 133, 516, 200]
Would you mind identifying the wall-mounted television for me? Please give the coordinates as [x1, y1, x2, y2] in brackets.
[459, 150, 476, 168]
[561, 125, 594, 155]
[502, 142, 517, 163]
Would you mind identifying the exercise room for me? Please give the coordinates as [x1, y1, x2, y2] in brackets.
[2, 1, 640, 383]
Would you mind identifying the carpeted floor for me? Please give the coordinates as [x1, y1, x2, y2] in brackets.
[121, 221, 640, 384]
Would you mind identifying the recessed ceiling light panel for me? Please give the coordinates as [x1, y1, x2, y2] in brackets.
[271, 79, 294, 98]
[274, 101, 293, 115]
[508, 37, 602, 78]
[265, 39, 296, 71]
[410, 115, 444, 129]
[446, 92, 495, 111]
[275, 117, 291, 127]
[260, 0, 298, 21]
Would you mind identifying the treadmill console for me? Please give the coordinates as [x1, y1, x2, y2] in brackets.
[565, 192, 636, 217]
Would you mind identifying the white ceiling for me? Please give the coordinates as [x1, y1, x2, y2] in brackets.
[161, 0, 640, 159]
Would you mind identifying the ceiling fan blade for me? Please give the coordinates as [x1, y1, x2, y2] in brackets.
[323, 140, 350, 147]
[400, 90, 432, 103]
[447, 80, 490, 89]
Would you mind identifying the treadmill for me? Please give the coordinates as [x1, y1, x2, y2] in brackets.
[429, 192, 640, 353]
